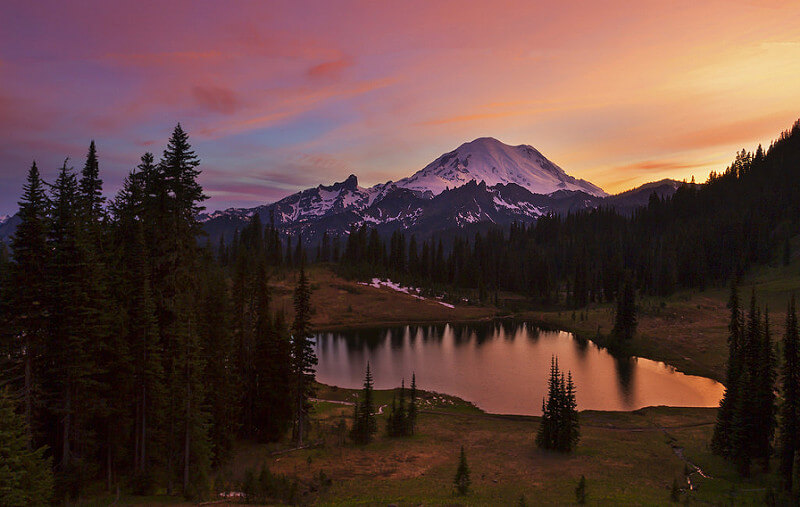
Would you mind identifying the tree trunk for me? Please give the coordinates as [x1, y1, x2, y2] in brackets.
[134, 396, 140, 472]
[24, 336, 32, 450]
[62, 385, 71, 469]
[106, 429, 112, 491]
[167, 389, 173, 495]
[183, 322, 192, 495]
[141, 385, 147, 472]
[183, 366, 191, 493]
[296, 388, 305, 446]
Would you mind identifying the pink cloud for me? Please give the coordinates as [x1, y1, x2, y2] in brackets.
[2, 0, 800, 214]
[192, 85, 241, 115]
[307, 56, 353, 80]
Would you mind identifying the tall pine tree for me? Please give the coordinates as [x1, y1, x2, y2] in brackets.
[4, 162, 49, 444]
[779, 295, 800, 491]
[351, 363, 377, 444]
[711, 282, 744, 457]
[149, 125, 210, 496]
[290, 263, 316, 445]
[536, 356, 579, 452]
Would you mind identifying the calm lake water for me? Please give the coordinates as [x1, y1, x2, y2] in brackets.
[314, 321, 724, 415]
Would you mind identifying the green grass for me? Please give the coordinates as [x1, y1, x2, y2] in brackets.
[522, 249, 800, 383]
[223, 399, 775, 505]
[79, 252, 800, 504]
[80, 399, 782, 505]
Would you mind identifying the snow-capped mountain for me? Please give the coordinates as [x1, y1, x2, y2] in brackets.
[198, 175, 426, 227]
[199, 137, 605, 228]
[200, 177, 554, 245]
[0, 214, 20, 244]
[394, 137, 606, 197]
[196, 138, 689, 246]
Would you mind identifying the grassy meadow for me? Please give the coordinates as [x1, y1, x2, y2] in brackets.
[211, 385, 777, 505]
[84, 251, 800, 504]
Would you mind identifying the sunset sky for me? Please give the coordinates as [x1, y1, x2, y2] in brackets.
[1, 0, 799, 215]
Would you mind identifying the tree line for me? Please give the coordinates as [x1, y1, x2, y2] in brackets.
[329, 121, 800, 309]
[0, 126, 317, 502]
[711, 284, 800, 498]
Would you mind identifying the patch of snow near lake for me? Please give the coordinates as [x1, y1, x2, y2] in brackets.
[437, 300, 455, 309]
[360, 278, 454, 308]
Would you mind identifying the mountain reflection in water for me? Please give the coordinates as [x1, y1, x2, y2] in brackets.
[314, 321, 724, 415]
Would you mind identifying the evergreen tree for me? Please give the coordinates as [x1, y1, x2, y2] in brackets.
[4, 162, 49, 443]
[0, 242, 9, 282]
[387, 378, 413, 437]
[252, 262, 292, 442]
[110, 158, 165, 488]
[0, 388, 53, 506]
[536, 357, 580, 452]
[453, 446, 471, 495]
[78, 140, 104, 220]
[149, 125, 210, 496]
[755, 307, 776, 471]
[75, 141, 119, 490]
[779, 295, 799, 491]
[724, 290, 776, 477]
[386, 396, 397, 437]
[408, 373, 418, 436]
[536, 357, 560, 450]
[291, 263, 316, 444]
[611, 274, 637, 342]
[0, 124, 313, 499]
[564, 372, 580, 451]
[575, 475, 586, 504]
[351, 363, 377, 444]
[198, 248, 238, 464]
[670, 477, 681, 502]
[712, 282, 744, 457]
[46, 160, 102, 493]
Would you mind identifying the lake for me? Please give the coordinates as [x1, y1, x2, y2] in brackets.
[314, 321, 724, 415]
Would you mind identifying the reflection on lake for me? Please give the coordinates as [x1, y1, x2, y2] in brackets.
[314, 321, 724, 415]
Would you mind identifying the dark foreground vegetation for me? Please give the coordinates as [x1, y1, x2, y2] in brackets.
[0, 126, 318, 502]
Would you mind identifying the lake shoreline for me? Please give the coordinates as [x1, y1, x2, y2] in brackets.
[315, 380, 720, 419]
[314, 310, 727, 384]
[314, 323, 724, 415]
[276, 266, 736, 385]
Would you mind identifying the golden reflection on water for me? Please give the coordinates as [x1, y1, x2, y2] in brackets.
[314, 322, 724, 415]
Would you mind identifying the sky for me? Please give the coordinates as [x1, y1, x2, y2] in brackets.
[1, 0, 799, 216]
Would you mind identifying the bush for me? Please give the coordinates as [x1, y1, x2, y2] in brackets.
[575, 475, 586, 504]
[453, 446, 471, 496]
[670, 478, 681, 502]
[240, 462, 300, 504]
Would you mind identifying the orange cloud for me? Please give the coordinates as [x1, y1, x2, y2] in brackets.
[307, 56, 353, 79]
[3, 0, 800, 214]
[418, 110, 529, 126]
[600, 160, 710, 191]
[657, 113, 800, 153]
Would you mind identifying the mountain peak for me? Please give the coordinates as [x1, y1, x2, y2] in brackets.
[394, 137, 606, 197]
[464, 136, 502, 145]
[343, 173, 358, 187]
